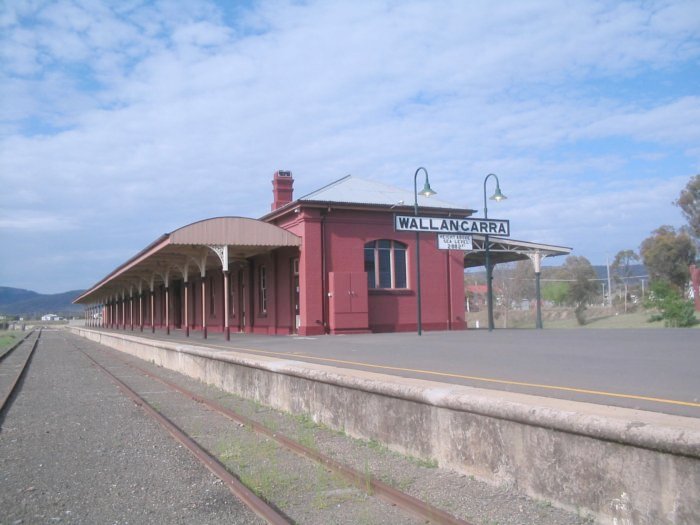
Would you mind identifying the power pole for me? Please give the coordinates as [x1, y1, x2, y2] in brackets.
[606, 255, 613, 307]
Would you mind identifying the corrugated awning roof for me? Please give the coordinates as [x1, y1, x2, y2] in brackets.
[169, 217, 301, 246]
[74, 217, 300, 304]
[463, 235, 572, 268]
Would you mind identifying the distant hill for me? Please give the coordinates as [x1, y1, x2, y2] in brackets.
[592, 264, 649, 283]
[0, 287, 85, 318]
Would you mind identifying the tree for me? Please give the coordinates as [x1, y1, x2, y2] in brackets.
[611, 249, 640, 283]
[542, 281, 568, 305]
[645, 280, 697, 327]
[511, 260, 535, 301]
[675, 174, 700, 243]
[492, 262, 517, 327]
[640, 226, 696, 291]
[562, 256, 599, 325]
[611, 249, 640, 312]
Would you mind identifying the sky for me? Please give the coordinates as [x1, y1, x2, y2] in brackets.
[1, 0, 699, 294]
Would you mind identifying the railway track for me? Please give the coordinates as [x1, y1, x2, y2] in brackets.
[71, 339, 473, 525]
[0, 330, 34, 363]
[0, 329, 40, 417]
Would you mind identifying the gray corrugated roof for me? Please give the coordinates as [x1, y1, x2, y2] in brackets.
[297, 175, 467, 210]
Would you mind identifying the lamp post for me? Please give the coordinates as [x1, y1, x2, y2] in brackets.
[483, 173, 506, 331]
[414, 167, 437, 335]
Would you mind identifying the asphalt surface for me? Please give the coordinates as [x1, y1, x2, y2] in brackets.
[93, 326, 700, 417]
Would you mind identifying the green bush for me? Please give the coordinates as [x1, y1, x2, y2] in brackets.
[645, 280, 698, 327]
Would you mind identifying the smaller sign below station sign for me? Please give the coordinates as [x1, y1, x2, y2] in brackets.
[437, 234, 473, 250]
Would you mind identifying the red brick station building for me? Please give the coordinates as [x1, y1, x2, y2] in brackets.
[76, 172, 571, 337]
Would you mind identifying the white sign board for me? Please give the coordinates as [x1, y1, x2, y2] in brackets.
[395, 215, 510, 236]
[437, 234, 472, 250]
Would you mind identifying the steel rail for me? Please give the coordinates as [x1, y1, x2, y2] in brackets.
[107, 349, 473, 525]
[0, 329, 35, 363]
[0, 330, 40, 416]
[77, 348, 291, 525]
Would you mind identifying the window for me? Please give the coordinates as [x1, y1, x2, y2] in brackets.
[259, 266, 268, 314]
[364, 240, 407, 289]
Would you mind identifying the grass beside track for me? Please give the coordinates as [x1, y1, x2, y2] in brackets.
[539, 310, 699, 329]
[467, 308, 700, 329]
[0, 331, 19, 352]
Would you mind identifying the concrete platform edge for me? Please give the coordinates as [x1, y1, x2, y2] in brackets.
[68, 327, 700, 525]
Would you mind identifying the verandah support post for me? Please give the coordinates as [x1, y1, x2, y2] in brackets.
[190, 251, 210, 339]
[224, 270, 230, 341]
[177, 263, 190, 338]
[184, 280, 189, 337]
[201, 278, 207, 339]
[528, 251, 545, 330]
[150, 291, 155, 333]
[535, 272, 542, 329]
[165, 285, 170, 335]
[206, 245, 230, 340]
[139, 283, 144, 332]
[161, 269, 171, 336]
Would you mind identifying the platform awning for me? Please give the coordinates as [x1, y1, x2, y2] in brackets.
[75, 217, 301, 304]
[463, 235, 572, 269]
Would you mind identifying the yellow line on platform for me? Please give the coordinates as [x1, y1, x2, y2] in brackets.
[200, 342, 700, 409]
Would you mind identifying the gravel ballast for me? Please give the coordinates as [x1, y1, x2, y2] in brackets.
[0, 329, 262, 524]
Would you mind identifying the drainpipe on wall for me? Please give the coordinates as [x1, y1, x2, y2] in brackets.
[321, 208, 329, 334]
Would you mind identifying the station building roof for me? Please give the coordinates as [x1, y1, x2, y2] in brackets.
[262, 175, 477, 219]
[299, 174, 466, 209]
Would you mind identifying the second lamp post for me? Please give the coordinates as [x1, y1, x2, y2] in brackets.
[413, 167, 436, 335]
[483, 173, 507, 331]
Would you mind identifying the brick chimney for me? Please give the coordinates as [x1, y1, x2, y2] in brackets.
[272, 170, 294, 210]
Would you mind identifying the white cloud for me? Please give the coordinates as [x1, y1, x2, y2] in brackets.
[576, 97, 700, 146]
[0, 211, 78, 232]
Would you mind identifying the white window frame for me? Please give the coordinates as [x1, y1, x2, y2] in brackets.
[364, 240, 408, 289]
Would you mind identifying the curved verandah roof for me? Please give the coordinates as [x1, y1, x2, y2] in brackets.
[75, 217, 301, 304]
[463, 235, 572, 269]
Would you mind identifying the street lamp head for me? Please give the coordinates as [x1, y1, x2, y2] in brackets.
[419, 178, 437, 197]
[414, 167, 437, 209]
[489, 185, 506, 202]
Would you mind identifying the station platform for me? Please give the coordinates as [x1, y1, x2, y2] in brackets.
[82, 325, 700, 417]
[69, 325, 700, 525]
